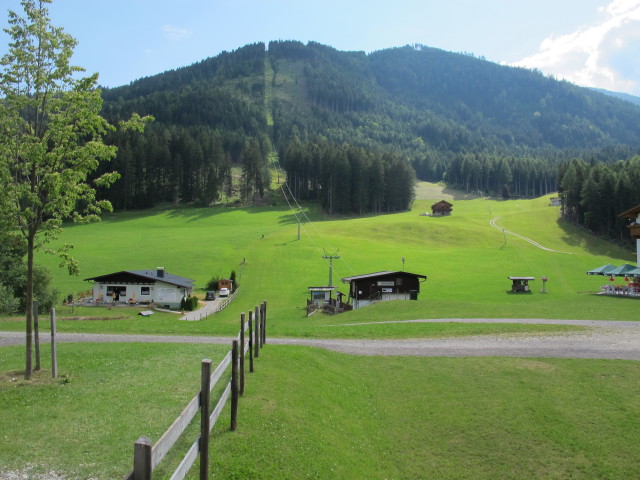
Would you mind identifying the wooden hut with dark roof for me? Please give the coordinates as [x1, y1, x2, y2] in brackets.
[341, 271, 427, 310]
[431, 200, 453, 216]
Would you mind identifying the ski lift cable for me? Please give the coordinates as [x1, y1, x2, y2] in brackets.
[274, 153, 355, 276]
[283, 182, 336, 252]
[284, 182, 356, 275]
[281, 179, 357, 276]
[279, 182, 328, 259]
[279, 183, 301, 224]
[277, 165, 333, 253]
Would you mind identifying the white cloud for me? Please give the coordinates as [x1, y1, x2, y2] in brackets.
[162, 25, 192, 41]
[511, 0, 640, 95]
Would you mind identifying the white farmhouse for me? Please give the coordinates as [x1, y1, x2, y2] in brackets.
[84, 267, 194, 309]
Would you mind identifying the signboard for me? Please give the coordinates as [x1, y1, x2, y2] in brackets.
[377, 281, 395, 286]
[157, 288, 177, 302]
[381, 288, 393, 293]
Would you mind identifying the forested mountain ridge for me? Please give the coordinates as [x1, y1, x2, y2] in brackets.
[591, 88, 640, 108]
[97, 41, 640, 213]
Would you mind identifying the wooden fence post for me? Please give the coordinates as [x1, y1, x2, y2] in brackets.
[231, 341, 239, 431]
[33, 301, 40, 371]
[50, 308, 57, 379]
[262, 300, 267, 345]
[200, 359, 212, 480]
[248, 312, 254, 373]
[254, 307, 260, 358]
[239, 313, 245, 395]
[133, 436, 152, 480]
[254, 305, 261, 349]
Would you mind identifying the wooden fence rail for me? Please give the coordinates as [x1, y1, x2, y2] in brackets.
[124, 301, 267, 480]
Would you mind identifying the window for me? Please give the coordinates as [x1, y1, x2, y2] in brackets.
[141, 287, 151, 295]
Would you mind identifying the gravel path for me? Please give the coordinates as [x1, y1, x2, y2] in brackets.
[489, 217, 572, 254]
[2, 319, 639, 360]
[178, 299, 222, 321]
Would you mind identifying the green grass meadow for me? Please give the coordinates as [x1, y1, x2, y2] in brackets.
[3, 184, 637, 338]
[2, 184, 640, 479]
[1, 343, 639, 479]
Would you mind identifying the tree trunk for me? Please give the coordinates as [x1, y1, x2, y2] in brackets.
[25, 229, 35, 380]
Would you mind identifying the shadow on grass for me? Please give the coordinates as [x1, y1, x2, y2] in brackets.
[162, 203, 335, 226]
[556, 217, 633, 260]
[65, 203, 301, 226]
[442, 187, 482, 201]
[164, 204, 293, 223]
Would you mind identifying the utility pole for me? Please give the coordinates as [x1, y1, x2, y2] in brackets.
[322, 250, 340, 287]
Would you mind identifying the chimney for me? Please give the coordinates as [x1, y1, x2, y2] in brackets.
[157, 267, 165, 278]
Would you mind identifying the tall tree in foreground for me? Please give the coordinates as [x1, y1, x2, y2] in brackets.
[0, 0, 150, 379]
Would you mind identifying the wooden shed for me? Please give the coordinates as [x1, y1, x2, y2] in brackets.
[431, 200, 453, 216]
[306, 287, 351, 315]
[217, 279, 233, 291]
[508, 276, 535, 293]
[341, 271, 427, 310]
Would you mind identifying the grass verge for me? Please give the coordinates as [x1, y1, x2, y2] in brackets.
[1, 343, 639, 479]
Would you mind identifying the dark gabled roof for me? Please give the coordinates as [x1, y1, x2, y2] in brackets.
[431, 200, 453, 210]
[84, 270, 194, 289]
[618, 204, 640, 219]
[341, 271, 427, 283]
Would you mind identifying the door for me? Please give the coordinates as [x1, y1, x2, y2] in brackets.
[107, 286, 127, 302]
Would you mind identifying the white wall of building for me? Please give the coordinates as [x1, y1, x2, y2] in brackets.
[92, 280, 187, 307]
[353, 293, 410, 309]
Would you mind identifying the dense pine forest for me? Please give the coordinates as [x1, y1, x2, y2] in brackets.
[558, 155, 640, 242]
[97, 41, 640, 228]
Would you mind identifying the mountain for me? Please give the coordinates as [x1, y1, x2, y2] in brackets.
[97, 41, 640, 211]
[590, 87, 640, 108]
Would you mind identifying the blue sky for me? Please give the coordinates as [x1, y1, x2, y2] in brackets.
[1, 0, 639, 95]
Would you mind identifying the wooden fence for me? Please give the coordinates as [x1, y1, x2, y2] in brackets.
[124, 300, 268, 480]
[194, 289, 239, 321]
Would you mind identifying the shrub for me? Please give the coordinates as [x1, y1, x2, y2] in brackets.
[17, 264, 59, 314]
[230, 270, 239, 292]
[181, 295, 200, 311]
[189, 296, 199, 310]
[0, 282, 19, 314]
[206, 274, 222, 291]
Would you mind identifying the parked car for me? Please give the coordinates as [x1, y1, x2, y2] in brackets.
[219, 287, 229, 297]
[205, 291, 216, 300]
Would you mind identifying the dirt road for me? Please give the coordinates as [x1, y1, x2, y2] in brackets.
[2, 319, 639, 360]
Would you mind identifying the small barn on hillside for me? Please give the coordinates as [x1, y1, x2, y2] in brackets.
[341, 271, 427, 310]
[84, 267, 194, 309]
[431, 200, 453, 216]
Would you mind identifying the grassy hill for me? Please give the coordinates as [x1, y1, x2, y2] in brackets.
[2, 186, 640, 479]
[9, 182, 635, 338]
